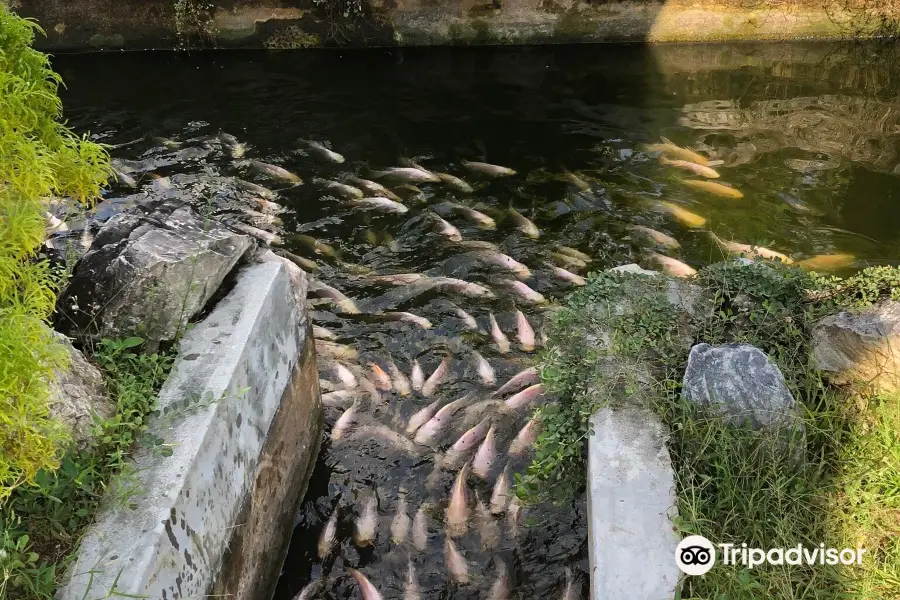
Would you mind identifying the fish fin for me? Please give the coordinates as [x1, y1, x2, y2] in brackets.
[660, 136, 674, 144]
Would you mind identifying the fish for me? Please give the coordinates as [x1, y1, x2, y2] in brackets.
[508, 207, 540, 238]
[414, 393, 472, 444]
[298, 138, 345, 163]
[370, 167, 440, 183]
[249, 160, 302, 184]
[452, 305, 480, 331]
[363, 273, 430, 286]
[388, 360, 412, 396]
[435, 172, 474, 193]
[281, 251, 318, 272]
[630, 225, 680, 249]
[490, 465, 510, 514]
[316, 340, 358, 361]
[777, 192, 818, 214]
[472, 352, 496, 387]
[440, 202, 495, 228]
[660, 156, 720, 178]
[448, 417, 492, 461]
[369, 363, 393, 392]
[648, 252, 697, 277]
[556, 246, 592, 263]
[562, 567, 577, 600]
[411, 359, 425, 392]
[487, 560, 509, 599]
[322, 390, 354, 407]
[551, 252, 588, 270]
[234, 177, 278, 200]
[412, 506, 428, 550]
[349, 197, 409, 214]
[347, 177, 403, 201]
[313, 325, 337, 340]
[333, 363, 358, 389]
[291, 234, 340, 258]
[431, 277, 496, 299]
[645, 136, 710, 165]
[80, 226, 94, 251]
[309, 279, 360, 314]
[446, 460, 471, 537]
[331, 401, 359, 441]
[508, 417, 540, 457]
[430, 213, 463, 241]
[709, 232, 793, 264]
[445, 538, 470, 583]
[217, 132, 246, 158]
[357, 376, 383, 407]
[472, 426, 497, 479]
[318, 506, 339, 558]
[461, 160, 516, 177]
[560, 165, 591, 191]
[292, 579, 324, 600]
[354, 493, 378, 547]
[152, 136, 183, 149]
[489, 313, 511, 354]
[239, 208, 283, 228]
[499, 279, 547, 304]
[494, 367, 540, 397]
[421, 357, 451, 397]
[507, 496, 523, 538]
[465, 251, 531, 278]
[391, 491, 411, 544]
[320, 378, 340, 393]
[231, 222, 283, 246]
[456, 239, 500, 251]
[404, 560, 420, 600]
[798, 253, 856, 272]
[347, 568, 384, 600]
[516, 310, 537, 351]
[112, 169, 137, 188]
[313, 177, 364, 199]
[476, 493, 501, 552]
[504, 384, 544, 412]
[680, 179, 743, 199]
[406, 399, 443, 434]
[549, 264, 587, 286]
[653, 201, 707, 228]
[44, 212, 67, 234]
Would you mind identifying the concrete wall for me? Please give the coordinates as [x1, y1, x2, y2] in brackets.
[9, 0, 899, 52]
[57, 260, 323, 600]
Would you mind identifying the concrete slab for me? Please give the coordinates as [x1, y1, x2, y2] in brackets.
[588, 406, 681, 600]
[58, 261, 322, 600]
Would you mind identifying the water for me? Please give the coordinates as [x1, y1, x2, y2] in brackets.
[54, 41, 900, 599]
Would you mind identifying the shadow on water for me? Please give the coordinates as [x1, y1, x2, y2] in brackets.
[50, 40, 900, 600]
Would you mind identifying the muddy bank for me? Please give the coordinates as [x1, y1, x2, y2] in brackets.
[11, 0, 900, 51]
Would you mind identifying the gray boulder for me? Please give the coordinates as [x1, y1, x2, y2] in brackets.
[48, 332, 115, 450]
[56, 199, 253, 350]
[811, 300, 900, 392]
[683, 343, 802, 431]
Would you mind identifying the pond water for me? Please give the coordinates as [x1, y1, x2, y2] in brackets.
[55, 40, 900, 600]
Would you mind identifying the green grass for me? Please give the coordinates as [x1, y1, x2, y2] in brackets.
[521, 261, 900, 599]
[0, 338, 173, 600]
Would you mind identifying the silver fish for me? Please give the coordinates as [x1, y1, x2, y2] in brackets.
[370, 167, 440, 183]
[430, 213, 463, 241]
[347, 177, 403, 201]
[350, 197, 409, 213]
[444, 538, 470, 583]
[249, 160, 302, 184]
[504, 384, 544, 411]
[217, 132, 246, 158]
[499, 279, 547, 304]
[461, 160, 516, 177]
[391, 490, 411, 544]
[364, 273, 430, 286]
[318, 506, 339, 558]
[630, 225, 680, 249]
[313, 177, 364, 199]
[333, 363, 358, 389]
[490, 464, 510, 514]
[322, 389, 354, 407]
[234, 177, 278, 201]
[421, 357, 451, 397]
[316, 340, 358, 361]
[508, 206, 540, 238]
[465, 251, 530, 278]
[112, 169, 137, 188]
[489, 313, 511, 354]
[456, 239, 500, 251]
[556, 246, 592, 263]
[472, 426, 497, 479]
[388, 360, 412, 396]
[281, 251, 318, 272]
[349, 425, 419, 455]
[508, 417, 540, 457]
[472, 351, 496, 387]
[412, 506, 429, 550]
[331, 401, 360, 441]
[309, 279, 360, 314]
[411, 359, 425, 392]
[515, 310, 536, 351]
[452, 305, 480, 330]
[446, 461, 470, 537]
[291, 234, 339, 258]
[431, 277, 496, 299]
[299, 138, 345, 163]
[404, 560, 420, 600]
[313, 325, 337, 340]
[347, 568, 384, 600]
[440, 202, 495, 228]
[560, 165, 590, 191]
[551, 252, 588, 269]
[414, 392, 472, 444]
[231, 222, 283, 246]
[435, 172, 474, 192]
[648, 252, 697, 277]
[494, 367, 539, 397]
[354, 493, 378, 547]
[549, 264, 587, 286]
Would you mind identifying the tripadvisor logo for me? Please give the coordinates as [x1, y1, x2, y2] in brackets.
[676, 535, 867, 575]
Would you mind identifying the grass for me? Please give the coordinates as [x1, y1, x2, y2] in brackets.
[520, 260, 900, 599]
[0, 338, 173, 600]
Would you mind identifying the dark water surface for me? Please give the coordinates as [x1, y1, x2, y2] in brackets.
[54, 41, 900, 600]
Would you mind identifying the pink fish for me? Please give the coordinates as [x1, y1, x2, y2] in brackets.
[347, 568, 385, 600]
[472, 425, 497, 479]
[476, 493, 500, 553]
[507, 417, 540, 457]
[412, 506, 428, 550]
[487, 559, 510, 600]
[445, 538, 469, 583]
[504, 383, 544, 411]
[406, 398, 443, 434]
[413, 393, 473, 444]
[549, 264, 587, 286]
[332, 401, 359, 441]
[490, 464, 510, 514]
[369, 363, 392, 392]
[411, 359, 425, 392]
[421, 357, 450, 397]
[446, 461, 470, 537]
[333, 363, 358, 389]
[472, 351, 496, 387]
[388, 359, 412, 396]
[404, 560, 420, 600]
[515, 310, 536, 351]
[494, 367, 539, 397]
[489, 313, 511, 354]
[447, 417, 492, 463]
[499, 279, 546, 304]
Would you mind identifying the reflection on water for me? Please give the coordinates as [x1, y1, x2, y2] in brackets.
[52, 40, 900, 599]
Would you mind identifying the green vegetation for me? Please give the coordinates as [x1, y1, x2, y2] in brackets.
[1, 338, 173, 600]
[520, 261, 900, 599]
[0, 5, 110, 498]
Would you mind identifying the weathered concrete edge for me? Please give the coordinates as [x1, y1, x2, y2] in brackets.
[57, 260, 321, 600]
